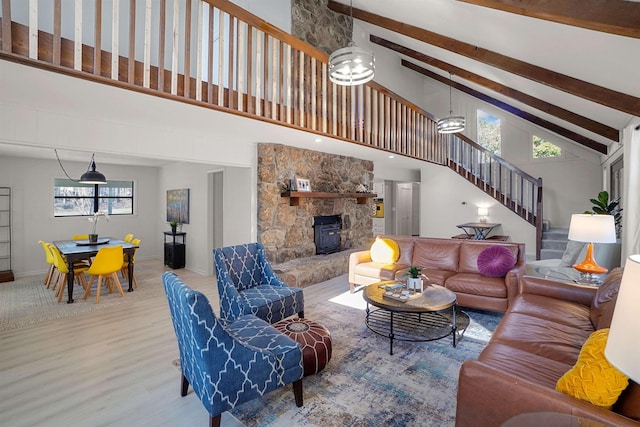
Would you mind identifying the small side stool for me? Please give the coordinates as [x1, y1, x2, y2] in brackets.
[274, 318, 332, 376]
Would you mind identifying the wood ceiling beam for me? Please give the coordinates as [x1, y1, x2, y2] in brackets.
[456, 0, 640, 39]
[327, 1, 640, 117]
[371, 35, 619, 142]
[403, 60, 607, 154]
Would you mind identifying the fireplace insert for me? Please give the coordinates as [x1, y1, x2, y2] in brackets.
[313, 215, 342, 254]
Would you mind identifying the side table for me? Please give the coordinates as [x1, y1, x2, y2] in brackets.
[164, 231, 186, 269]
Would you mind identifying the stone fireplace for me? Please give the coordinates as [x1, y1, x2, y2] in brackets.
[257, 143, 374, 267]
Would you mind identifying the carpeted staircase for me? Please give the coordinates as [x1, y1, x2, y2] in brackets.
[540, 227, 569, 260]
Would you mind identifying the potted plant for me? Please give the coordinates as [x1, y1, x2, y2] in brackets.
[169, 220, 178, 234]
[584, 191, 622, 238]
[405, 266, 423, 292]
[88, 211, 109, 243]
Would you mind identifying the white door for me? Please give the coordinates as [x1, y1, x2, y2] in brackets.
[396, 183, 413, 236]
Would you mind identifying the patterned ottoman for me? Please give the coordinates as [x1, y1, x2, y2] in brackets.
[273, 318, 332, 376]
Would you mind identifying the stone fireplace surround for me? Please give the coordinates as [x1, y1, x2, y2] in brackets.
[257, 143, 375, 287]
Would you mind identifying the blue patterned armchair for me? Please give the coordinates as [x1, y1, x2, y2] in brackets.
[162, 272, 303, 427]
[214, 243, 304, 323]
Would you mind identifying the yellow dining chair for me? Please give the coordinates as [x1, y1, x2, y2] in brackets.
[83, 245, 125, 304]
[124, 233, 134, 243]
[73, 234, 89, 240]
[121, 238, 141, 288]
[39, 240, 58, 288]
[48, 244, 90, 303]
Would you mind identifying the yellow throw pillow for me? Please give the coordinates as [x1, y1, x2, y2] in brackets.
[556, 328, 629, 408]
[370, 237, 400, 264]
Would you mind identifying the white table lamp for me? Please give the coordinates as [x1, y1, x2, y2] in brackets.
[605, 254, 640, 383]
[478, 207, 489, 223]
[568, 214, 616, 275]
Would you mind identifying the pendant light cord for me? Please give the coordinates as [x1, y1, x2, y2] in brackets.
[448, 72, 454, 115]
[349, 0, 354, 43]
[54, 149, 93, 182]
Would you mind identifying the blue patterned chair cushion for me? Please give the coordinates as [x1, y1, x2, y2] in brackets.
[162, 272, 303, 418]
[214, 242, 304, 323]
[225, 315, 303, 384]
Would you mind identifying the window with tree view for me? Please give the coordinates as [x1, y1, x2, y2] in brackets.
[477, 110, 501, 156]
[533, 135, 561, 159]
[54, 179, 134, 217]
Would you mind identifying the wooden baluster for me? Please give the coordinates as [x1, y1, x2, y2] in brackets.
[53, 0, 61, 65]
[158, 0, 166, 91]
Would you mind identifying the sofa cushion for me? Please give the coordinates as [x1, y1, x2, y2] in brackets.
[383, 235, 415, 266]
[412, 238, 460, 272]
[370, 237, 400, 264]
[590, 267, 623, 330]
[490, 312, 592, 365]
[556, 329, 628, 408]
[420, 269, 457, 286]
[353, 261, 408, 281]
[509, 294, 593, 330]
[445, 273, 507, 299]
[478, 342, 574, 389]
[477, 246, 516, 277]
[459, 242, 519, 274]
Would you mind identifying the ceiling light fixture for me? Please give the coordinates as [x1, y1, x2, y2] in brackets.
[55, 149, 107, 185]
[328, 0, 375, 86]
[437, 72, 465, 134]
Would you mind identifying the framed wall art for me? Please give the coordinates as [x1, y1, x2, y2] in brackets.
[295, 177, 311, 192]
[167, 188, 190, 223]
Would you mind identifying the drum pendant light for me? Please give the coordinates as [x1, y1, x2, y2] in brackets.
[437, 73, 465, 134]
[328, 0, 375, 86]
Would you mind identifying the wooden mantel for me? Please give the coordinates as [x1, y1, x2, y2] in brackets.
[281, 191, 378, 206]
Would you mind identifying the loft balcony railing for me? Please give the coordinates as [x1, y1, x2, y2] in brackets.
[0, 0, 447, 164]
[0, 0, 542, 257]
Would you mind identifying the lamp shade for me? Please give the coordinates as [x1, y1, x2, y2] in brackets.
[79, 160, 107, 184]
[605, 254, 640, 382]
[477, 207, 489, 217]
[567, 214, 616, 244]
[329, 42, 375, 86]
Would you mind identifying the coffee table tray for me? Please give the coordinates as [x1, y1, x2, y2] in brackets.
[382, 290, 421, 303]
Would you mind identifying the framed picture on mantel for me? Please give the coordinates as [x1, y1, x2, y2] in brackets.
[167, 188, 190, 224]
[295, 177, 311, 192]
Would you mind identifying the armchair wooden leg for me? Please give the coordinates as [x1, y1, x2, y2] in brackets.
[180, 373, 189, 397]
[210, 414, 221, 427]
[298, 310, 304, 319]
[293, 379, 303, 407]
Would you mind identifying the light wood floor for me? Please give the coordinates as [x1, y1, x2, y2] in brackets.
[0, 259, 348, 427]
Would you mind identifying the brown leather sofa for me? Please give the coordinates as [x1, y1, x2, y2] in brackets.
[348, 235, 526, 312]
[456, 270, 640, 426]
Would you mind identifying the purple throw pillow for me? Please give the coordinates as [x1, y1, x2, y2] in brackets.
[477, 246, 516, 278]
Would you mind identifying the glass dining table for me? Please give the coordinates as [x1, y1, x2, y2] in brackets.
[53, 238, 139, 303]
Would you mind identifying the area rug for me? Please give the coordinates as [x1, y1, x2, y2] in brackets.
[0, 275, 162, 333]
[226, 290, 502, 427]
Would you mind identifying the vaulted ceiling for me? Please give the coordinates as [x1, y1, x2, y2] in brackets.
[329, 0, 640, 155]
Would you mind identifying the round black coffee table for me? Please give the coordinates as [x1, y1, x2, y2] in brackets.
[363, 281, 469, 355]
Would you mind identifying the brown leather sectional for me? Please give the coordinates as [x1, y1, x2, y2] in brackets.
[348, 235, 526, 312]
[456, 270, 640, 426]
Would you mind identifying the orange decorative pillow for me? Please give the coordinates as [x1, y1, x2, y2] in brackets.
[370, 237, 400, 264]
[556, 329, 629, 408]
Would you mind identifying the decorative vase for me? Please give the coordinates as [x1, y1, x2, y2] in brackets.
[407, 277, 422, 292]
[89, 234, 98, 243]
[171, 226, 177, 234]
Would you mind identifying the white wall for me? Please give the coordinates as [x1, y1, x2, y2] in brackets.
[420, 162, 537, 259]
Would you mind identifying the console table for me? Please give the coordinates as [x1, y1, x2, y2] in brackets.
[164, 232, 186, 269]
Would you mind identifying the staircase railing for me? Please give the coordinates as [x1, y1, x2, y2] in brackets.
[448, 133, 543, 258]
[0, 0, 541, 256]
